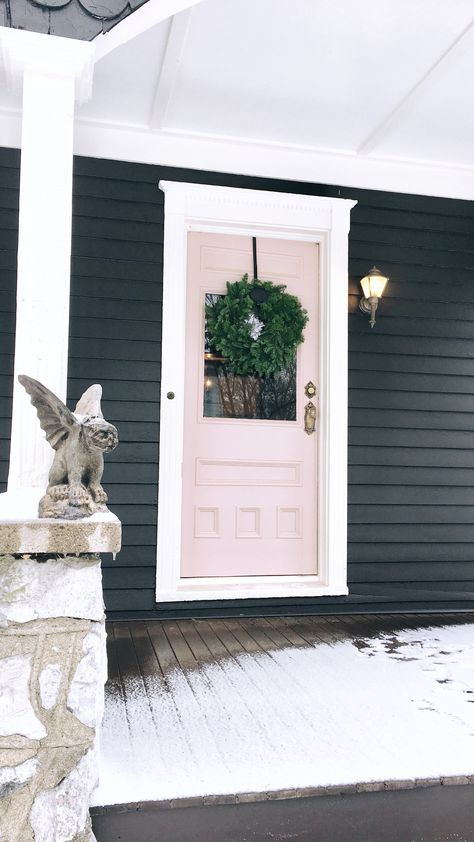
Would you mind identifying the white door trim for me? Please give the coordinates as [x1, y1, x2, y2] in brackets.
[156, 181, 356, 602]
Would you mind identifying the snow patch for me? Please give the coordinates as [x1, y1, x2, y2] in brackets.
[93, 622, 474, 806]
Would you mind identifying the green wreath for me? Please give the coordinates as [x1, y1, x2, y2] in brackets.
[206, 274, 309, 377]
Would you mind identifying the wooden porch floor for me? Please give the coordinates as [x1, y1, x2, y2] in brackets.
[106, 613, 473, 675]
[94, 613, 474, 808]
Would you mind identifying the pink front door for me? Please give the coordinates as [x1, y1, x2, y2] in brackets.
[181, 232, 319, 578]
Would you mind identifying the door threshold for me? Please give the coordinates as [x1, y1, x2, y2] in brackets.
[156, 576, 348, 602]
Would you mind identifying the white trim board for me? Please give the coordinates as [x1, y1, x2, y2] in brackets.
[73, 126, 474, 202]
[156, 181, 355, 603]
[2, 112, 474, 200]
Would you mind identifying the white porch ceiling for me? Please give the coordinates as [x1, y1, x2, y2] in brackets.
[2, 0, 474, 197]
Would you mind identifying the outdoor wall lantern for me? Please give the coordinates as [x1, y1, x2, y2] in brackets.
[359, 266, 389, 328]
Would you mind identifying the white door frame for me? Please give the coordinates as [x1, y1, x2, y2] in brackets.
[156, 181, 356, 602]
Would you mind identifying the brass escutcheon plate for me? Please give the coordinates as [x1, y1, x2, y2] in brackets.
[304, 401, 316, 435]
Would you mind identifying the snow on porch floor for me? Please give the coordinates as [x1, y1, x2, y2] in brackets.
[92, 615, 474, 807]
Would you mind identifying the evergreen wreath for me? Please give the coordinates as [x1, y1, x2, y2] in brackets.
[206, 274, 309, 377]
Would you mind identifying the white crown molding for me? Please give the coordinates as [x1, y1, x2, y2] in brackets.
[0, 27, 95, 104]
[160, 179, 355, 224]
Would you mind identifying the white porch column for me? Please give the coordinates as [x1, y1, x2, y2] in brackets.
[0, 29, 95, 490]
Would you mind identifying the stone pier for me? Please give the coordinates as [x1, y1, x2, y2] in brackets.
[0, 502, 121, 842]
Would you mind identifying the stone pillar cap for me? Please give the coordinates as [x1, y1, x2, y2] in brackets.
[0, 490, 121, 555]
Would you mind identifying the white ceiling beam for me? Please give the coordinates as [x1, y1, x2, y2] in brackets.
[357, 18, 474, 156]
[70, 120, 474, 202]
[94, 0, 203, 63]
[148, 8, 193, 131]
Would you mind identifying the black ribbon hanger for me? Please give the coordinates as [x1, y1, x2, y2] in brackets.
[252, 235, 258, 281]
[250, 237, 267, 304]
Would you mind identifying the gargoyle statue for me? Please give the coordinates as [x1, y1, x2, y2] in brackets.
[19, 375, 118, 520]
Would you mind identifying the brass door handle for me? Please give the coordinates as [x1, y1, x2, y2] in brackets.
[304, 401, 316, 435]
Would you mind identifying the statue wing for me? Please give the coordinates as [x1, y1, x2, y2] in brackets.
[18, 375, 78, 450]
[74, 384, 103, 419]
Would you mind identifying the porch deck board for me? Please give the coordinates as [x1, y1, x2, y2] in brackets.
[107, 612, 474, 676]
[94, 613, 474, 808]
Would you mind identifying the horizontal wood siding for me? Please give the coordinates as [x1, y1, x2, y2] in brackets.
[67, 160, 474, 617]
[0, 148, 19, 492]
[3, 149, 474, 617]
[346, 186, 474, 616]
[68, 157, 163, 592]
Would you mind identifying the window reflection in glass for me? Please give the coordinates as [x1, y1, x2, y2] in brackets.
[203, 293, 296, 421]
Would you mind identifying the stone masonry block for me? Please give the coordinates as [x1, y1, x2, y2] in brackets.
[0, 655, 46, 739]
[0, 555, 104, 623]
[0, 542, 110, 842]
[30, 748, 98, 842]
[0, 513, 121, 557]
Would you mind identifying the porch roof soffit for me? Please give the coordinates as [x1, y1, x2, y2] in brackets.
[0, 0, 150, 41]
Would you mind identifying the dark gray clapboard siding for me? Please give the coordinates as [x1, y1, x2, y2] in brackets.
[68, 157, 162, 585]
[0, 150, 471, 617]
[64, 157, 474, 618]
[0, 148, 19, 491]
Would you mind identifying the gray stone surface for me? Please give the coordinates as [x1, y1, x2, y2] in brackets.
[0, 612, 104, 839]
[0, 555, 105, 623]
[0, 655, 47, 739]
[39, 664, 62, 710]
[0, 549, 109, 842]
[0, 473, 116, 838]
[19, 376, 118, 521]
[0, 757, 38, 798]
[30, 748, 98, 842]
[68, 625, 107, 728]
[0, 513, 121, 556]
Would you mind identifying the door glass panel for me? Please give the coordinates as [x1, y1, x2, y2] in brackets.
[203, 293, 297, 421]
